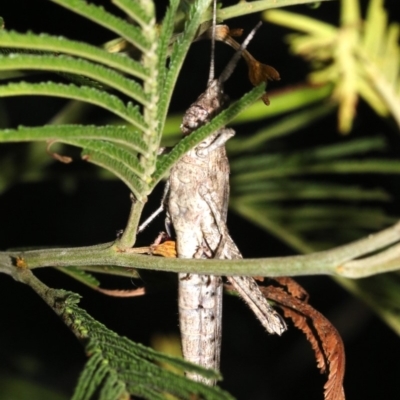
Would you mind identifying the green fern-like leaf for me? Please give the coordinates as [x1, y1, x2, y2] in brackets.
[0, 82, 146, 129]
[51, 0, 151, 52]
[230, 134, 400, 251]
[43, 290, 234, 400]
[0, 30, 148, 80]
[80, 149, 148, 200]
[0, 125, 148, 155]
[155, 0, 180, 134]
[69, 139, 146, 178]
[0, 54, 149, 105]
[360, 0, 400, 127]
[111, 0, 154, 29]
[157, 0, 213, 137]
[264, 0, 400, 133]
[338, 273, 400, 335]
[57, 267, 101, 288]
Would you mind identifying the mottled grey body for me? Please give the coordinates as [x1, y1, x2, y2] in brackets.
[167, 78, 286, 385]
[166, 8, 287, 382]
[168, 81, 231, 384]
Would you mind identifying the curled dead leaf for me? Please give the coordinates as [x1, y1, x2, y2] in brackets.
[93, 286, 146, 297]
[261, 279, 345, 400]
[273, 276, 309, 301]
[46, 140, 72, 164]
[151, 240, 177, 258]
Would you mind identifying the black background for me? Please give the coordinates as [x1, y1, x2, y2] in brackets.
[1, 1, 400, 399]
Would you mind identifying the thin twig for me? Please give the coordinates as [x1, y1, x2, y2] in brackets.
[117, 196, 145, 248]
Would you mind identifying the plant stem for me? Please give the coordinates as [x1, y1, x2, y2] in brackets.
[117, 197, 145, 248]
[203, 0, 336, 23]
[2, 221, 400, 279]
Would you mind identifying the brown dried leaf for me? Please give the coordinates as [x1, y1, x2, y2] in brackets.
[151, 240, 177, 258]
[93, 286, 146, 297]
[261, 283, 345, 400]
[15, 256, 28, 268]
[119, 233, 176, 257]
[46, 140, 73, 164]
[273, 276, 309, 301]
[198, 24, 280, 105]
[242, 50, 280, 83]
[229, 28, 244, 38]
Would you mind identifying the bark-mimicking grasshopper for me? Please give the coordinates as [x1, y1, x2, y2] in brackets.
[166, 3, 286, 385]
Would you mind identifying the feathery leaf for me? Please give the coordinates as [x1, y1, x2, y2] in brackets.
[33, 288, 233, 400]
[0, 30, 149, 80]
[50, 0, 151, 52]
[0, 125, 148, 155]
[0, 54, 149, 105]
[0, 82, 147, 130]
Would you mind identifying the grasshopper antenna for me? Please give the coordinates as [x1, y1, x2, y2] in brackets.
[207, 0, 218, 84]
[218, 21, 262, 85]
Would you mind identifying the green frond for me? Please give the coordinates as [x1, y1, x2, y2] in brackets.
[0, 125, 148, 155]
[0, 82, 146, 130]
[126, 102, 148, 132]
[233, 159, 400, 181]
[338, 274, 400, 335]
[232, 200, 395, 252]
[229, 102, 335, 154]
[232, 84, 334, 125]
[81, 149, 148, 200]
[363, 0, 387, 57]
[0, 30, 148, 80]
[153, 83, 265, 187]
[264, 0, 400, 132]
[234, 181, 391, 202]
[0, 124, 151, 195]
[359, 0, 400, 126]
[111, 0, 154, 29]
[50, 0, 151, 52]
[259, 210, 391, 245]
[68, 139, 146, 179]
[0, 54, 148, 105]
[202, 0, 337, 22]
[35, 289, 233, 400]
[157, 0, 213, 137]
[230, 134, 399, 251]
[136, 0, 159, 181]
[232, 136, 387, 172]
[356, 74, 389, 117]
[383, 23, 400, 85]
[264, 9, 336, 37]
[340, 0, 361, 26]
[156, 0, 180, 100]
[57, 266, 101, 288]
[78, 265, 140, 279]
[253, 205, 394, 229]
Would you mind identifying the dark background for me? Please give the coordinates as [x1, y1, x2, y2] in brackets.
[1, 1, 400, 399]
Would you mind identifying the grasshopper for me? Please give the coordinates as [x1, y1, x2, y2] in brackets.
[165, 2, 286, 384]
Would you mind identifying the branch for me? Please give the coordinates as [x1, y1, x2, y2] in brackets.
[203, 0, 337, 22]
[2, 221, 400, 279]
[117, 196, 145, 248]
